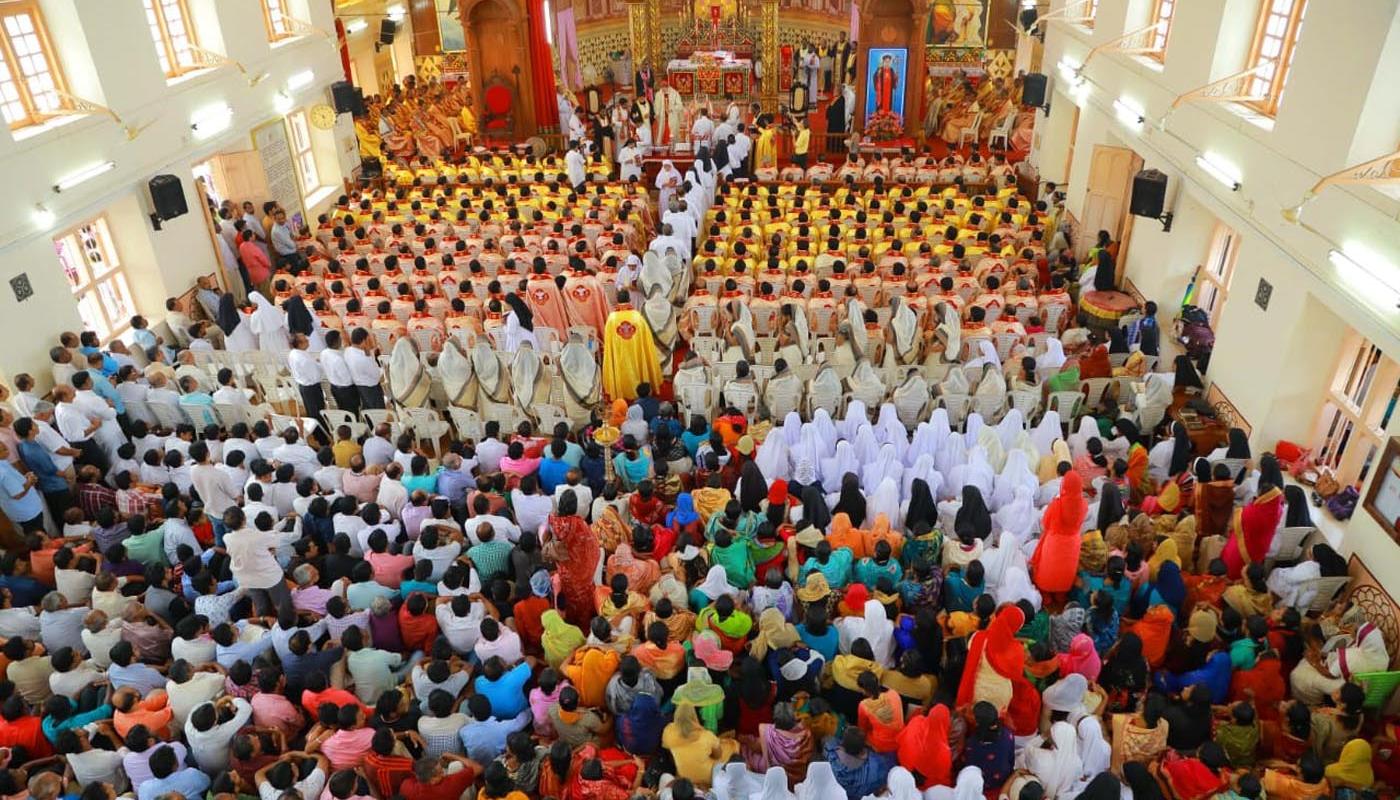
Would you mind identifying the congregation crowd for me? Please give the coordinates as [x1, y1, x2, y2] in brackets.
[0, 93, 1391, 800]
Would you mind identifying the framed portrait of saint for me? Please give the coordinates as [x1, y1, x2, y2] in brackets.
[436, 0, 467, 52]
[864, 47, 907, 120]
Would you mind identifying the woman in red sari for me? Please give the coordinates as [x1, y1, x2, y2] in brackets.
[564, 744, 640, 800]
[549, 489, 603, 627]
[1031, 470, 1086, 602]
[897, 702, 952, 789]
[957, 604, 1041, 736]
[1220, 483, 1283, 579]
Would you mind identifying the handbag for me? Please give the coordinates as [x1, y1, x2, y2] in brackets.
[1314, 469, 1341, 499]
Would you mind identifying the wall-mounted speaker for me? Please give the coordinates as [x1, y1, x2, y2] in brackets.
[379, 19, 397, 45]
[149, 174, 188, 222]
[1130, 169, 1169, 219]
[1022, 73, 1048, 107]
[331, 81, 365, 116]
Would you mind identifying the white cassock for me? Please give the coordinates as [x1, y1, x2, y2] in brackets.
[248, 292, 290, 360]
[566, 149, 587, 187]
[618, 143, 642, 181]
[655, 161, 682, 211]
[690, 115, 714, 149]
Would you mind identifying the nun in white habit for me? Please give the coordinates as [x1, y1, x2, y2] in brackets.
[1030, 409, 1063, 458]
[1036, 337, 1067, 376]
[994, 485, 1039, 539]
[836, 599, 895, 666]
[248, 292, 290, 358]
[936, 434, 968, 500]
[906, 418, 942, 470]
[1068, 416, 1103, 459]
[821, 440, 860, 494]
[874, 403, 908, 454]
[925, 766, 985, 800]
[1022, 721, 1083, 800]
[754, 428, 791, 483]
[861, 442, 902, 493]
[901, 453, 943, 507]
[841, 398, 870, 440]
[811, 407, 839, 453]
[852, 424, 882, 470]
[867, 476, 903, 531]
[758, 767, 796, 800]
[992, 450, 1039, 510]
[862, 766, 922, 800]
[795, 761, 847, 800]
[711, 761, 766, 800]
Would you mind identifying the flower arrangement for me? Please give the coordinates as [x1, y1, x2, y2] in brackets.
[865, 110, 904, 141]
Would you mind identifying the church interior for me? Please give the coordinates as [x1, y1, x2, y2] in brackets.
[0, 0, 1397, 797]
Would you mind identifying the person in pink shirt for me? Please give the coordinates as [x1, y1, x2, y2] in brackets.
[250, 669, 306, 740]
[290, 563, 344, 615]
[318, 704, 377, 772]
[497, 440, 540, 484]
[365, 529, 415, 589]
[238, 229, 272, 291]
[528, 669, 570, 738]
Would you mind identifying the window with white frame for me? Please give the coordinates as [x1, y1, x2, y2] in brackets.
[1085, 0, 1098, 27]
[1195, 223, 1237, 327]
[53, 216, 135, 342]
[1246, 0, 1307, 116]
[143, 0, 199, 78]
[0, 1, 67, 129]
[1148, 0, 1175, 59]
[1314, 334, 1400, 486]
[288, 109, 321, 196]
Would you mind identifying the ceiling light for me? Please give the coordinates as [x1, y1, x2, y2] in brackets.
[1114, 97, 1144, 128]
[286, 70, 315, 92]
[31, 204, 55, 230]
[387, 4, 406, 21]
[53, 161, 116, 193]
[191, 103, 233, 140]
[1196, 152, 1241, 191]
[346, 18, 367, 34]
[1330, 244, 1400, 310]
[274, 91, 295, 115]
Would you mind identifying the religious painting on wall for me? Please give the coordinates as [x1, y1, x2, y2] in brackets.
[864, 47, 906, 138]
[926, 0, 987, 48]
[436, 0, 466, 51]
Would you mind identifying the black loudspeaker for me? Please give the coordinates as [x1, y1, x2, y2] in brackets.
[331, 81, 365, 116]
[379, 19, 397, 45]
[1019, 7, 1038, 30]
[1022, 72, 1048, 107]
[149, 175, 188, 221]
[1130, 169, 1169, 218]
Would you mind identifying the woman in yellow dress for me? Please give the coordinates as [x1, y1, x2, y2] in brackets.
[755, 122, 777, 170]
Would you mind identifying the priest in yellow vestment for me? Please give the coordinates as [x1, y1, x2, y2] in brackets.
[603, 289, 664, 401]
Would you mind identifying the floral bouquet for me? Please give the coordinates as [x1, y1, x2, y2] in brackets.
[866, 110, 904, 141]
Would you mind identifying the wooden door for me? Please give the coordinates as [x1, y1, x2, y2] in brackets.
[1078, 145, 1141, 260]
[209, 151, 269, 205]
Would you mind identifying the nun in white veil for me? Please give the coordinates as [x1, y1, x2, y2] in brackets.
[965, 339, 1001, 373]
[1037, 337, 1067, 376]
[840, 399, 869, 440]
[1068, 416, 1103, 459]
[925, 766, 985, 800]
[867, 476, 903, 531]
[755, 428, 791, 483]
[992, 450, 1039, 510]
[874, 403, 907, 450]
[975, 423, 1008, 473]
[795, 762, 846, 800]
[994, 485, 1039, 539]
[906, 420, 940, 470]
[963, 411, 985, 449]
[711, 761, 766, 800]
[996, 409, 1027, 452]
[861, 443, 903, 494]
[864, 766, 922, 800]
[997, 564, 1043, 611]
[811, 407, 839, 454]
[758, 767, 796, 800]
[248, 292, 290, 358]
[852, 424, 881, 468]
[836, 599, 895, 665]
[821, 440, 860, 493]
[958, 446, 996, 499]
[1030, 409, 1063, 457]
[793, 422, 827, 479]
[936, 432, 968, 497]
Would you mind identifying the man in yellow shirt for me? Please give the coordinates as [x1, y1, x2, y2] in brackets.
[793, 116, 811, 169]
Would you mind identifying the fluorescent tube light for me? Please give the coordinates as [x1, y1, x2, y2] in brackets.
[1195, 152, 1241, 191]
[53, 161, 116, 193]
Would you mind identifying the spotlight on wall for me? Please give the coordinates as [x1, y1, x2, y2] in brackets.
[31, 204, 55, 230]
[1113, 97, 1145, 128]
[1330, 244, 1400, 310]
[345, 18, 368, 34]
[386, 4, 406, 21]
[191, 104, 233, 140]
[53, 160, 116, 193]
[286, 70, 315, 92]
[1195, 152, 1241, 192]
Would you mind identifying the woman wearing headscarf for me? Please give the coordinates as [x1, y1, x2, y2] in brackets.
[1220, 481, 1283, 579]
[1194, 460, 1237, 539]
[282, 295, 325, 352]
[954, 485, 992, 540]
[663, 701, 734, 788]
[795, 760, 847, 800]
[836, 599, 895, 666]
[1114, 418, 1151, 501]
[1024, 721, 1083, 799]
[1324, 739, 1374, 791]
[750, 607, 801, 661]
[831, 475, 868, 531]
[737, 460, 768, 515]
[248, 291, 290, 358]
[541, 609, 586, 669]
[1097, 632, 1148, 714]
[895, 702, 951, 790]
[501, 293, 538, 353]
[1032, 471, 1087, 600]
[957, 604, 1040, 735]
[1059, 633, 1102, 682]
[822, 442, 861, 495]
[548, 490, 602, 627]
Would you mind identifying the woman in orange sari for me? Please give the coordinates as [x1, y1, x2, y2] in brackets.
[1031, 470, 1087, 602]
[956, 604, 1041, 735]
[855, 671, 905, 753]
[827, 512, 870, 560]
[1220, 482, 1284, 579]
[1115, 419, 1153, 502]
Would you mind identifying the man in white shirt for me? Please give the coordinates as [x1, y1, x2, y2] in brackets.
[689, 108, 714, 150]
[511, 476, 554, 538]
[648, 224, 686, 261]
[362, 424, 395, 467]
[565, 140, 587, 192]
[211, 369, 252, 408]
[145, 373, 181, 415]
[344, 328, 385, 410]
[731, 124, 753, 179]
[52, 385, 107, 472]
[376, 462, 408, 519]
[271, 428, 319, 480]
[312, 448, 343, 495]
[474, 422, 508, 473]
[190, 441, 240, 545]
[10, 374, 41, 418]
[286, 334, 325, 422]
[31, 404, 77, 476]
[319, 330, 359, 414]
[184, 696, 253, 772]
[70, 372, 124, 463]
[553, 470, 594, 521]
[222, 507, 300, 614]
[462, 494, 521, 544]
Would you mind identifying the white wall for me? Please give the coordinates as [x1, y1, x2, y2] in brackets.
[0, 0, 357, 387]
[1035, 0, 1400, 579]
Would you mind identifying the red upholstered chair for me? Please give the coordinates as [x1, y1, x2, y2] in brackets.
[482, 76, 515, 144]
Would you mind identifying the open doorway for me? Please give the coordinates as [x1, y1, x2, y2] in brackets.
[1079, 144, 1143, 264]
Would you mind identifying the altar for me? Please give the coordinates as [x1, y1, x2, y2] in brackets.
[667, 51, 753, 97]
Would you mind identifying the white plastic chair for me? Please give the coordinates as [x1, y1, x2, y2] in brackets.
[957, 112, 983, 147]
[988, 113, 1014, 150]
[1049, 390, 1082, 419]
[445, 406, 484, 442]
[321, 409, 368, 440]
[973, 393, 1005, 423]
[400, 407, 451, 459]
[1009, 389, 1042, 420]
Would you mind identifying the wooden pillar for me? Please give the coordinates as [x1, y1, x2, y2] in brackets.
[627, 0, 651, 68]
[908, 7, 928, 141]
[760, 0, 779, 112]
